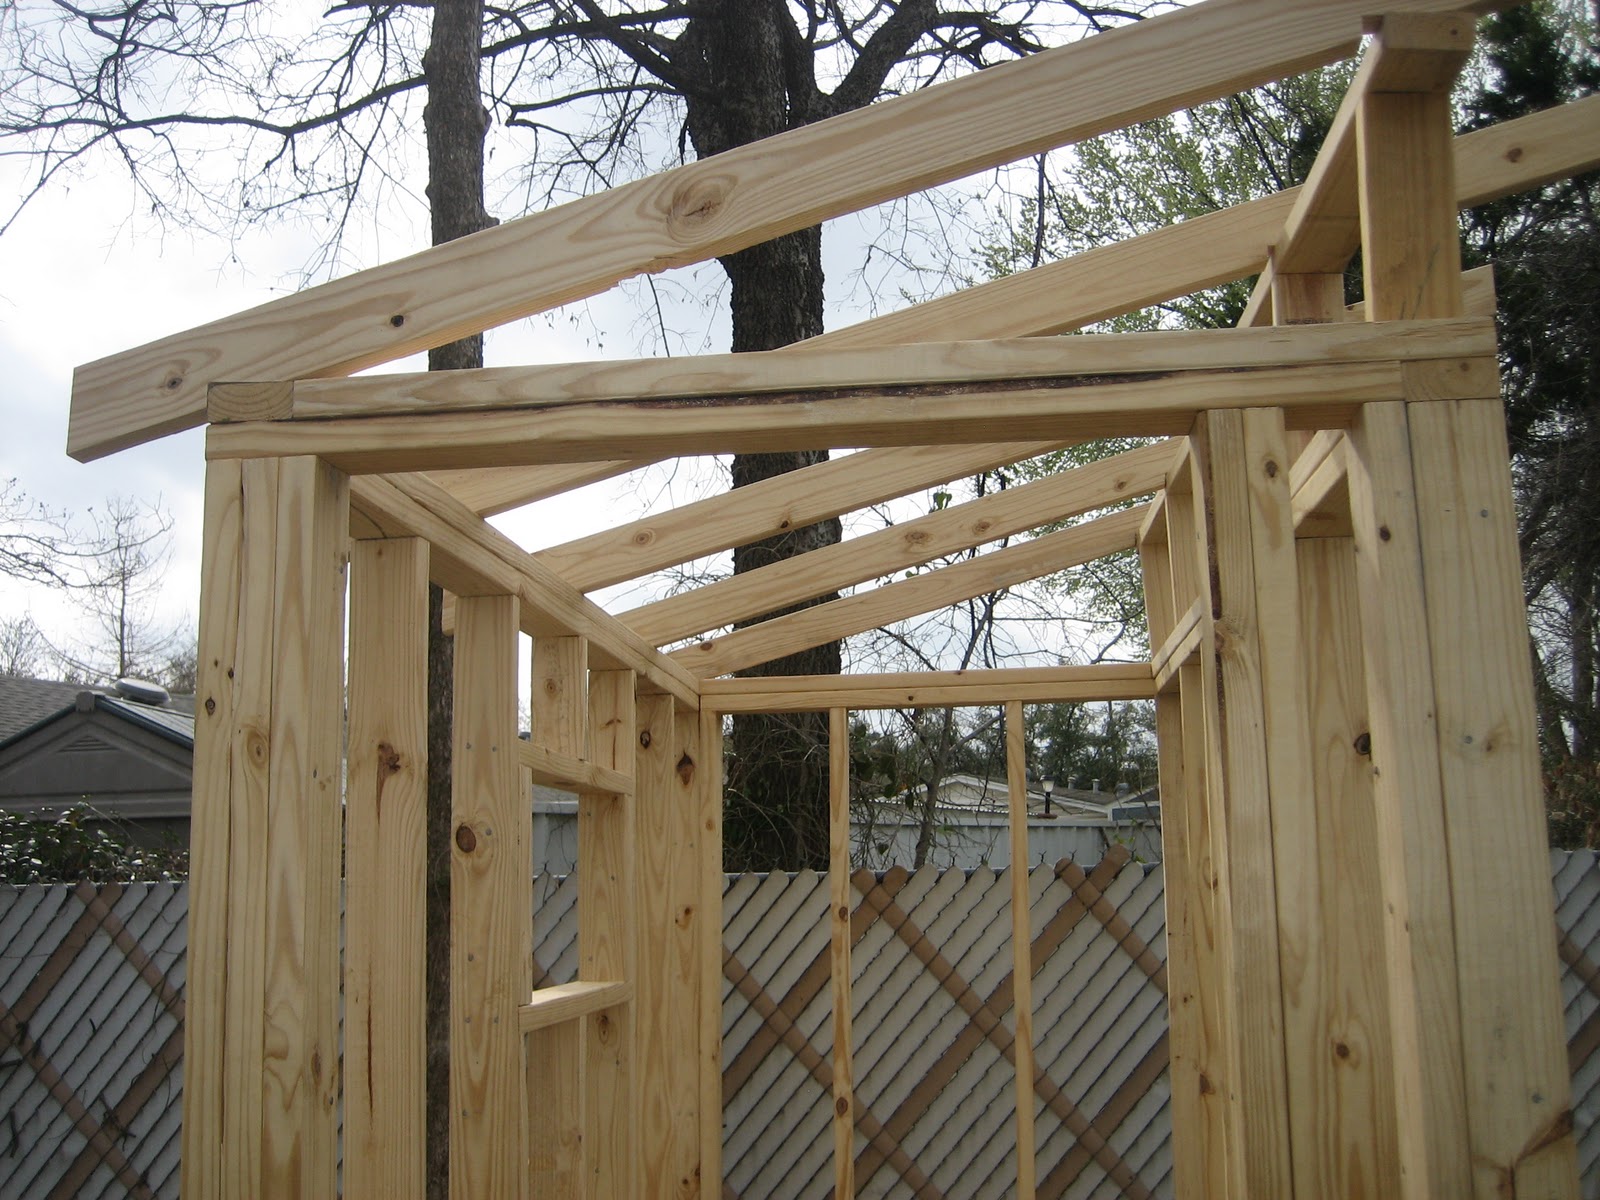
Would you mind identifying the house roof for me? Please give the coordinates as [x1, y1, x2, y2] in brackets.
[0, 676, 194, 751]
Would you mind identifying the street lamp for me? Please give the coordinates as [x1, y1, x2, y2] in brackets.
[1042, 777, 1054, 817]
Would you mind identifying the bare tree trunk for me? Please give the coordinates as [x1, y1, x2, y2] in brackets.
[421, 1, 494, 1191]
[680, 0, 840, 871]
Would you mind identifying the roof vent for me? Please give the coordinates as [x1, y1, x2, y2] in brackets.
[114, 678, 170, 706]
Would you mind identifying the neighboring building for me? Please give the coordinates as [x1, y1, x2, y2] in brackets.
[0, 676, 195, 847]
[855, 772, 1161, 869]
[533, 770, 1162, 874]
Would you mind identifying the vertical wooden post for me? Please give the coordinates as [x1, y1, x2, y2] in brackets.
[1005, 700, 1037, 1200]
[698, 706, 726, 1198]
[1354, 39, 1577, 1196]
[182, 456, 347, 1200]
[451, 594, 529, 1200]
[346, 537, 431, 1200]
[584, 668, 639, 1199]
[827, 706, 855, 1200]
[1202, 409, 1306, 1199]
[636, 691, 705, 1197]
[528, 636, 589, 1198]
[1273, 272, 1403, 1199]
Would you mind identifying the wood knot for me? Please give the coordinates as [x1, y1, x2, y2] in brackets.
[639, 729, 653, 749]
[1264, 459, 1279, 479]
[389, 314, 406, 327]
[1353, 731, 1372, 757]
[204, 697, 216, 716]
[676, 753, 695, 784]
[454, 823, 478, 853]
[667, 175, 730, 236]
[1334, 1041, 1351, 1060]
[1378, 525, 1392, 542]
[834, 1096, 850, 1117]
[377, 740, 403, 777]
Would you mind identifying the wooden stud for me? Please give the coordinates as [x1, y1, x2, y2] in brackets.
[583, 669, 639, 1199]
[1005, 700, 1036, 1200]
[635, 692, 703, 1198]
[180, 458, 244, 1200]
[345, 537, 430, 1200]
[697, 705, 725, 1199]
[829, 707, 855, 1200]
[258, 457, 348, 1198]
[1202, 410, 1296, 1198]
[451, 594, 529, 1200]
[527, 636, 589, 1200]
[622, 442, 1170, 645]
[432, 458, 656, 517]
[1357, 55, 1577, 1196]
[521, 983, 634, 1034]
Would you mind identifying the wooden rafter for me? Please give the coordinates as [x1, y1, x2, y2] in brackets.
[619, 442, 1173, 646]
[701, 664, 1155, 713]
[674, 505, 1148, 679]
[69, 0, 1505, 463]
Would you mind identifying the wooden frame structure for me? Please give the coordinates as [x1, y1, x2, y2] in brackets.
[65, 2, 1600, 1197]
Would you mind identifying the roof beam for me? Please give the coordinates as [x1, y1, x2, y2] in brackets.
[536, 440, 1066, 593]
[347, 472, 698, 707]
[700, 664, 1156, 713]
[673, 505, 1149, 678]
[210, 316, 1491, 423]
[428, 459, 656, 518]
[207, 359, 1408, 472]
[620, 441, 1174, 645]
[70, 0, 1503, 462]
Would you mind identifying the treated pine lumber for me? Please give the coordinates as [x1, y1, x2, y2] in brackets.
[69, 0, 1503, 462]
[180, 459, 245, 1200]
[1005, 701, 1037, 1200]
[1296, 537, 1402, 1197]
[698, 664, 1156, 713]
[430, 458, 655, 517]
[537, 440, 1061, 594]
[696, 705, 724, 1199]
[344, 537, 430, 1200]
[259, 457, 348, 1200]
[1292, 442, 1353, 537]
[450, 594, 529, 1200]
[634, 696, 704, 1200]
[527, 635, 589, 1200]
[519, 982, 634, 1035]
[1201, 410, 1295, 1198]
[519, 740, 632, 797]
[206, 360, 1406, 472]
[1409, 397, 1578, 1197]
[675, 504, 1148, 679]
[582, 669, 639, 1199]
[1241, 13, 1475, 325]
[1344, 401, 1473, 1198]
[1151, 596, 1207, 694]
[620, 441, 1173, 645]
[1344, 263, 1496, 322]
[345, 471, 698, 706]
[828, 707, 855, 1200]
[210, 317, 1491, 421]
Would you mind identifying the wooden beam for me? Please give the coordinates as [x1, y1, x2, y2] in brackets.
[581, 669, 639, 1199]
[695, 704, 724, 1200]
[1355, 69, 1576, 1196]
[69, 0, 1501, 462]
[674, 504, 1148, 678]
[430, 458, 655, 518]
[829, 706, 855, 1200]
[1151, 595, 1206, 694]
[1006, 700, 1037, 1200]
[620, 441, 1172, 645]
[450, 594, 529, 1200]
[526, 635, 589, 1200]
[519, 982, 634, 1035]
[699, 663, 1156, 713]
[212, 317, 1489, 422]
[634, 695, 705, 1199]
[208, 359, 1417, 473]
[520, 740, 632, 797]
[1241, 12, 1476, 325]
[538, 440, 1062, 594]
[345, 471, 699, 707]
[344, 538, 430, 1200]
